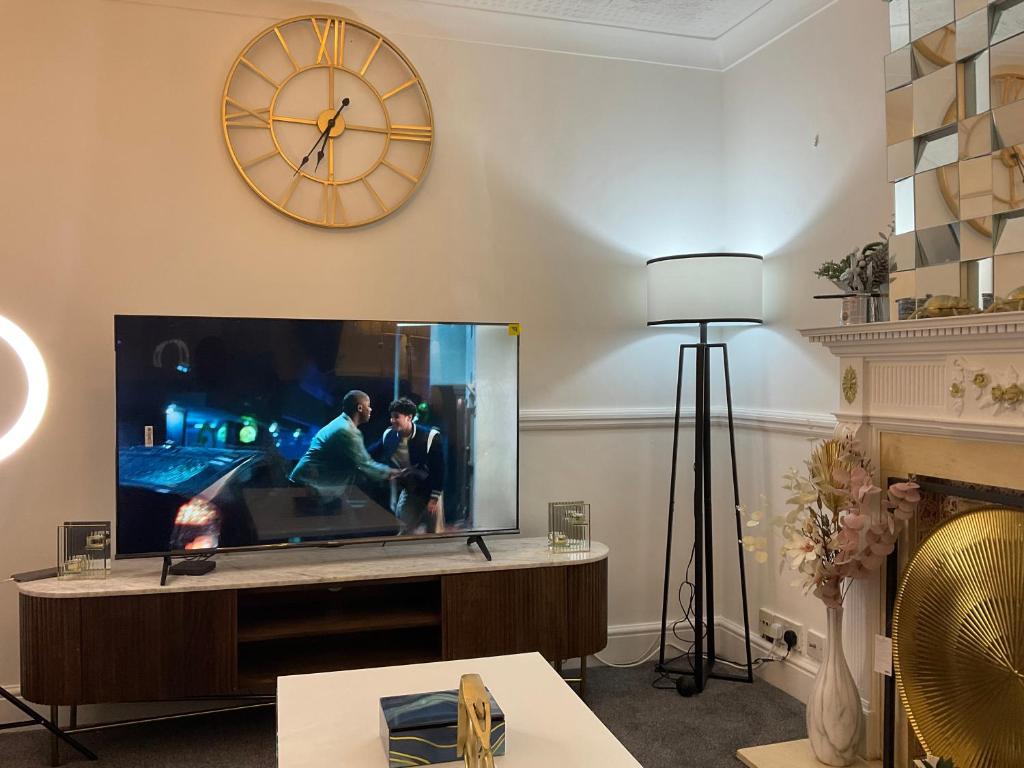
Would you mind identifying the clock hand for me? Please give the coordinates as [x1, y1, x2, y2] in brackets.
[295, 97, 350, 176]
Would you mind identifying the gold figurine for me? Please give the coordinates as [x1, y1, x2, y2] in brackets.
[457, 674, 495, 768]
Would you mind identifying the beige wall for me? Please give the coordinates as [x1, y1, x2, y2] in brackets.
[717, 0, 891, 703]
[0, 0, 725, 694]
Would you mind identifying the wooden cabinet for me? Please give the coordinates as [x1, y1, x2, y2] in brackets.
[19, 557, 607, 706]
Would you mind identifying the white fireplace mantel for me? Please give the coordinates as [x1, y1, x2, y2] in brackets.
[801, 311, 1024, 355]
[799, 312, 1024, 761]
[801, 312, 1024, 443]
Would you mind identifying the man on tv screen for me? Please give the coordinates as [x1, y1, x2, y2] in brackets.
[370, 398, 446, 534]
[289, 390, 398, 502]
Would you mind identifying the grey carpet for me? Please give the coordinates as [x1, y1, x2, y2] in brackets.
[0, 664, 805, 767]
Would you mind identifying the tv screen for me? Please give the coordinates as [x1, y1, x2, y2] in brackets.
[114, 316, 519, 557]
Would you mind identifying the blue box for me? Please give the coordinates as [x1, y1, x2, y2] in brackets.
[379, 688, 506, 767]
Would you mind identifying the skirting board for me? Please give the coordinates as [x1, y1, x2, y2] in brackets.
[594, 616, 872, 720]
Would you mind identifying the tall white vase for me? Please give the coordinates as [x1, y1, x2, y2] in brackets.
[806, 606, 864, 766]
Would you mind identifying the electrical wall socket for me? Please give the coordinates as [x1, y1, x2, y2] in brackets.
[758, 608, 805, 653]
[807, 630, 826, 662]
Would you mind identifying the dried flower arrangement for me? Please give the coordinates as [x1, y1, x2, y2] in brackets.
[774, 436, 920, 608]
[815, 223, 894, 294]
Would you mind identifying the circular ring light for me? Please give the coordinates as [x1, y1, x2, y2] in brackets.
[0, 316, 48, 462]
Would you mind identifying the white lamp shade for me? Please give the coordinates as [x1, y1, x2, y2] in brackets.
[646, 253, 763, 325]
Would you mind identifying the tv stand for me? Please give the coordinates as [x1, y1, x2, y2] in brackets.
[19, 537, 608, 719]
[466, 535, 492, 561]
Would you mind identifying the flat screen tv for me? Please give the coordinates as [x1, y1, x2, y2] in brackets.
[114, 315, 519, 558]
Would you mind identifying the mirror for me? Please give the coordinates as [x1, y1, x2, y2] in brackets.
[959, 154, 994, 217]
[888, 84, 915, 145]
[994, 209, 1024, 252]
[992, 0, 1024, 46]
[956, 8, 989, 61]
[892, 0, 911, 51]
[911, 0, 955, 41]
[990, 36, 1024, 109]
[917, 126, 960, 171]
[913, 24, 957, 75]
[992, 99, 1024, 147]
[914, 65, 957, 135]
[990, 147, 1024, 213]
[955, 0, 988, 18]
[890, 269, 918, 319]
[891, 138, 917, 181]
[887, 46, 914, 91]
[960, 113, 993, 159]
[896, 176, 917, 234]
[916, 260, 963, 297]
[994, 249, 1024, 293]
[917, 223, 963, 266]
[961, 256, 994, 308]
[962, 218, 994, 259]
[915, 165, 960, 227]
[960, 51, 990, 118]
[892, 231, 918, 271]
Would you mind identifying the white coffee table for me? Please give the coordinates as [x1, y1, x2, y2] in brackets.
[277, 652, 642, 767]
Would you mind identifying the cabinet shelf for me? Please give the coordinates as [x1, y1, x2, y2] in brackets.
[238, 608, 441, 643]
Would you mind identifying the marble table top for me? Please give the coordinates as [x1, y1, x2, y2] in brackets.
[18, 536, 607, 598]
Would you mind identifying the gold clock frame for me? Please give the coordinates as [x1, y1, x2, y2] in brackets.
[221, 15, 434, 228]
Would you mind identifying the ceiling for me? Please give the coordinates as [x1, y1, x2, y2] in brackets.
[414, 0, 781, 40]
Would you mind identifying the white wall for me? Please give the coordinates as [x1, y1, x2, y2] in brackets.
[0, 0, 725, 698]
[715, 0, 892, 704]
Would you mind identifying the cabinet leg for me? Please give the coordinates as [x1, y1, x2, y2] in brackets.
[50, 706, 59, 767]
[69, 705, 77, 730]
[580, 656, 587, 699]
[554, 658, 562, 674]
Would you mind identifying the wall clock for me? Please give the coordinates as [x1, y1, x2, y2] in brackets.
[222, 15, 433, 228]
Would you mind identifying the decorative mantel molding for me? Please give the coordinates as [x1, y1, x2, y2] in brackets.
[801, 312, 1024, 355]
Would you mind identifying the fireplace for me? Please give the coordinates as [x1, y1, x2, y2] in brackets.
[802, 313, 1024, 765]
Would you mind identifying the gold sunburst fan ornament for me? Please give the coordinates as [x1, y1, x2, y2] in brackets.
[893, 507, 1024, 768]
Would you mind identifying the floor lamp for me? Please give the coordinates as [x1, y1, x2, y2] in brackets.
[0, 316, 97, 763]
[646, 253, 762, 696]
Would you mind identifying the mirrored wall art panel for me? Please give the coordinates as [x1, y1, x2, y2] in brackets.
[989, 35, 1024, 108]
[897, 176, 917, 233]
[917, 126, 960, 171]
[887, 46, 915, 91]
[916, 165, 960, 227]
[917, 222, 963, 265]
[955, 0, 988, 18]
[893, 231, 919, 271]
[994, 208, 1024, 252]
[893, 0, 911, 51]
[889, 269, 918, 319]
[991, 0, 1024, 45]
[916, 260, 962, 297]
[956, 8, 989, 60]
[911, 0, 955, 41]
[913, 25, 957, 74]
[888, 84, 915, 145]
[962, 217, 995, 258]
[990, 147, 1024, 212]
[960, 50, 990, 117]
[959, 154, 994, 215]
[994, 249, 1024, 293]
[991, 98, 1024, 146]
[915, 65, 957, 134]
[960, 113, 993, 158]
[891, 138, 917, 181]
[961, 256, 994, 307]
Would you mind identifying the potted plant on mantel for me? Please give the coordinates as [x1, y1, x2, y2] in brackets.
[777, 436, 920, 766]
[814, 224, 893, 325]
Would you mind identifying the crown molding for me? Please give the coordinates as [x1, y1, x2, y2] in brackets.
[108, 0, 836, 71]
